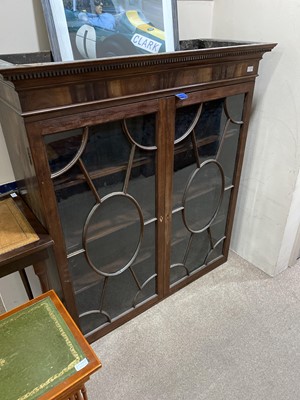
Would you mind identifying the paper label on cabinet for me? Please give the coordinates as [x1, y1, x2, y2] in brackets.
[75, 358, 89, 371]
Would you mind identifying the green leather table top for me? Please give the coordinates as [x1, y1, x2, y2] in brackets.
[0, 297, 87, 400]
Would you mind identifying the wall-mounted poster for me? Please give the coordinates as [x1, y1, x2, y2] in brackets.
[41, 0, 179, 61]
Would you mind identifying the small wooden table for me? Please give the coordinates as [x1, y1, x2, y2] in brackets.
[0, 290, 102, 400]
[0, 193, 53, 298]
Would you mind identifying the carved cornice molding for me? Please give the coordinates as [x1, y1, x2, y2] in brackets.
[0, 43, 276, 83]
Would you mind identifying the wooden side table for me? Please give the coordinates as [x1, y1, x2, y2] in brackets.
[0, 193, 53, 299]
[0, 290, 102, 400]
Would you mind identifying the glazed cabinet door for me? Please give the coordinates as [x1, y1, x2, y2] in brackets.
[169, 85, 252, 291]
[39, 83, 252, 339]
[44, 100, 169, 339]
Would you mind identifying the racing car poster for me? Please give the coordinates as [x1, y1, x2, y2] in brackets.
[41, 0, 179, 61]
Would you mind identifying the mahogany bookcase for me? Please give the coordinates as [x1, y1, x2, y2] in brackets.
[0, 40, 275, 342]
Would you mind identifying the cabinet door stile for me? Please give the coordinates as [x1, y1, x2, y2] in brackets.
[25, 122, 79, 322]
[222, 86, 255, 257]
[155, 97, 176, 298]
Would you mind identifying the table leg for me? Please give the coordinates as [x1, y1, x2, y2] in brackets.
[33, 260, 50, 293]
[19, 269, 34, 299]
[82, 385, 88, 400]
[65, 385, 88, 399]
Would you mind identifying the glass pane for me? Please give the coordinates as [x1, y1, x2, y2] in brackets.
[210, 189, 231, 241]
[217, 94, 245, 186]
[170, 212, 211, 284]
[45, 113, 157, 335]
[171, 94, 244, 285]
[69, 222, 156, 335]
[84, 195, 142, 276]
[183, 161, 223, 232]
[45, 128, 83, 175]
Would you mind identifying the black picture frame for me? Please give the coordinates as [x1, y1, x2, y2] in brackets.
[41, 0, 179, 61]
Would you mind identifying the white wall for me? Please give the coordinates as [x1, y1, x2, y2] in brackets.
[177, 0, 214, 39]
[0, 0, 49, 185]
[0, 0, 50, 309]
[213, 0, 300, 275]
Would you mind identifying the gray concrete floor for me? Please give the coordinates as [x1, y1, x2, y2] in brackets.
[87, 252, 300, 399]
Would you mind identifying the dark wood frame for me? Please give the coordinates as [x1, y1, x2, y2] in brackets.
[0, 41, 275, 341]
